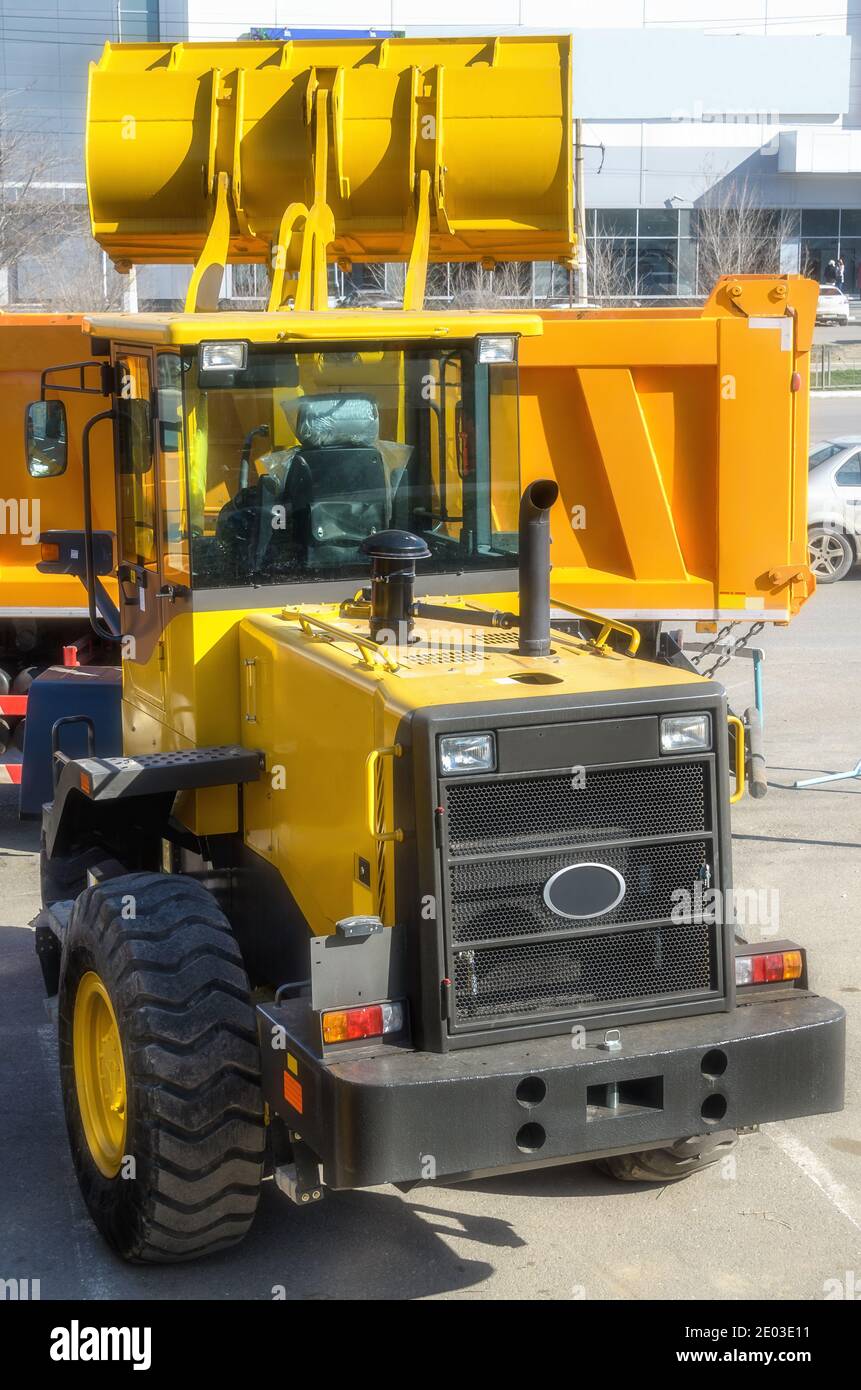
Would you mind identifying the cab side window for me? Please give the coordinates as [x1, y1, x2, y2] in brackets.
[117, 353, 157, 568]
[156, 352, 189, 582]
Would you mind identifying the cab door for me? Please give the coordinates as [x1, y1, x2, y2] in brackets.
[115, 348, 167, 714]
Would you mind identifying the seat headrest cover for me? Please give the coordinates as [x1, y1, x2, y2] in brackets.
[284, 394, 379, 449]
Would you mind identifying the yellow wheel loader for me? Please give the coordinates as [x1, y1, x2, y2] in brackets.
[29, 35, 842, 1263]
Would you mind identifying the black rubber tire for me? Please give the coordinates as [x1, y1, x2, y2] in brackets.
[807, 526, 854, 584]
[57, 872, 266, 1263]
[596, 1131, 737, 1183]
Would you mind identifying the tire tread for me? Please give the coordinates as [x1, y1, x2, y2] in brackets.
[59, 873, 265, 1263]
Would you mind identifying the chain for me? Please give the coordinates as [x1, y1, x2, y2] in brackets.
[689, 621, 765, 678]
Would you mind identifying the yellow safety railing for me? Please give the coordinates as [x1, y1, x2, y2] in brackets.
[728, 714, 746, 805]
[287, 611, 400, 672]
[550, 598, 641, 655]
[365, 745, 404, 844]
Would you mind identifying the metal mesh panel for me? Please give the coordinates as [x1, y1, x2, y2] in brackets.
[449, 840, 710, 943]
[446, 762, 707, 856]
[453, 922, 715, 1023]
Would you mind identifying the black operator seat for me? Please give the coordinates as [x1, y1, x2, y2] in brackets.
[283, 394, 390, 569]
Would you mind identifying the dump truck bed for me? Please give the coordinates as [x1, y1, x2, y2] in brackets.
[0, 316, 115, 618]
[520, 276, 816, 622]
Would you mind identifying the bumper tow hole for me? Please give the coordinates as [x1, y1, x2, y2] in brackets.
[701, 1093, 728, 1123]
[701, 1049, 728, 1078]
[515, 1076, 547, 1108]
[516, 1122, 546, 1153]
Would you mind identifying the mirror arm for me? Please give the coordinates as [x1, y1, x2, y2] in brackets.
[39, 359, 114, 402]
[82, 409, 121, 641]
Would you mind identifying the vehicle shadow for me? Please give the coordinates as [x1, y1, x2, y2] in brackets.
[444, 1161, 657, 1201]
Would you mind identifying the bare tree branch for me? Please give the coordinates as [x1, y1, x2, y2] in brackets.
[694, 175, 794, 293]
[0, 93, 76, 281]
[587, 236, 637, 303]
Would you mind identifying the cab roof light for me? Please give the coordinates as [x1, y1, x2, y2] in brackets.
[735, 949, 803, 987]
[477, 335, 516, 364]
[322, 1001, 404, 1044]
[200, 340, 248, 372]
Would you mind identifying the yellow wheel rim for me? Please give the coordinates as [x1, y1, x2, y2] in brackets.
[73, 971, 128, 1178]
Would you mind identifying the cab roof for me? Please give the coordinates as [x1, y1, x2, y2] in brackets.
[81, 309, 544, 348]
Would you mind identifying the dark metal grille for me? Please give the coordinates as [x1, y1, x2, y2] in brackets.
[452, 922, 715, 1023]
[439, 752, 721, 1033]
[446, 762, 707, 857]
[449, 839, 710, 944]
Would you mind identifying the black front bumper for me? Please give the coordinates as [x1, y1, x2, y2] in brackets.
[258, 992, 845, 1189]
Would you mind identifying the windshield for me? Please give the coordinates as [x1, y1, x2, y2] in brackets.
[181, 343, 520, 589]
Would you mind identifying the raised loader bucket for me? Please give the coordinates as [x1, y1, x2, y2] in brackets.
[86, 35, 574, 270]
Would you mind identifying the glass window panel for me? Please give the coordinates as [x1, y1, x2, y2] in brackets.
[184, 345, 522, 590]
[809, 442, 845, 468]
[596, 208, 636, 237]
[491, 262, 532, 298]
[638, 208, 678, 237]
[552, 263, 572, 299]
[801, 238, 840, 283]
[801, 210, 839, 237]
[117, 353, 157, 569]
[588, 238, 636, 297]
[678, 209, 693, 236]
[425, 264, 450, 298]
[840, 210, 861, 236]
[678, 238, 697, 296]
[157, 353, 189, 582]
[449, 263, 482, 302]
[836, 454, 861, 487]
[637, 239, 677, 296]
[836, 239, 861, 294]
[781, 209, 801, 236]
[119, 1, 159, 41]
[533, 262, 553, 299]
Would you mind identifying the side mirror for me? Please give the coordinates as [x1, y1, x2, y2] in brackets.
[117, 396, 153, 474]
[25, 400, 68, 478]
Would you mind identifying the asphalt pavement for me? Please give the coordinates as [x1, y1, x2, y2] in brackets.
[811, 392, 860, 443]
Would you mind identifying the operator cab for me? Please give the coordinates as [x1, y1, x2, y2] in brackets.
[177, 333, 523, 593]
[23, 312, 544, 731]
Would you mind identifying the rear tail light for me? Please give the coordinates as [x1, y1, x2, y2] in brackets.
[322, 1001, 404, 1044]
[735, 949, 803, 986]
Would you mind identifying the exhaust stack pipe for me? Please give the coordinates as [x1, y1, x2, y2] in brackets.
[518, 479, 559, 657]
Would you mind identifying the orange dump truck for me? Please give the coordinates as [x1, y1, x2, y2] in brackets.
[0, 316, 115, 786]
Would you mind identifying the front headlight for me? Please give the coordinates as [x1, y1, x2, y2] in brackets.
[439, 732, 496, 775]
[660, 713, 711, 753]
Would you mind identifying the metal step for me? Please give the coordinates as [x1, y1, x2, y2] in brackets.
[55, 744, 263, 802]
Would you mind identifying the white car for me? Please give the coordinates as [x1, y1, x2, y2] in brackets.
[816, 284, 850, 325]
[808, 437, 861, 582]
